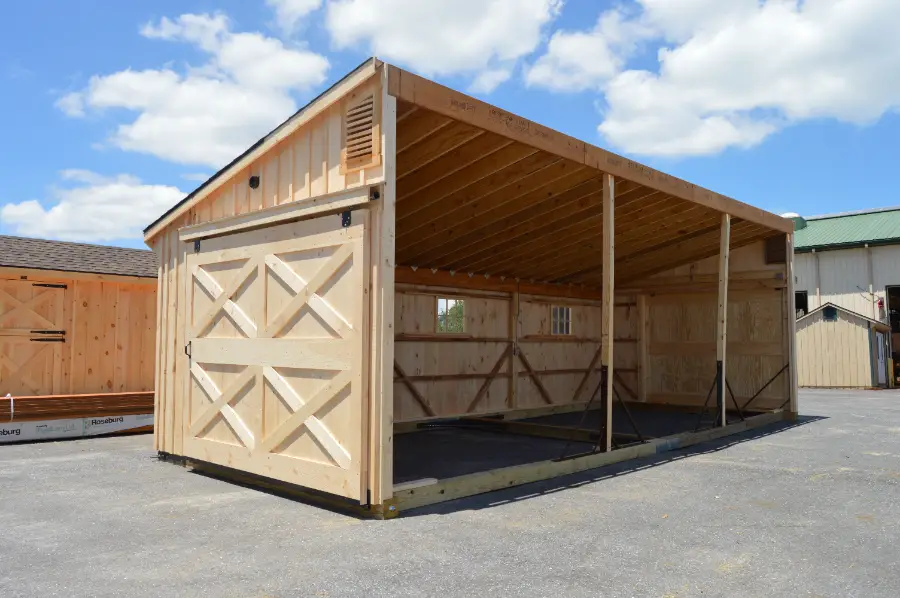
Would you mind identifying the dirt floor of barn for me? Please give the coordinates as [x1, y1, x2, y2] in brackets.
[394, 403, 749, 484]
[2, 389, 900, 597]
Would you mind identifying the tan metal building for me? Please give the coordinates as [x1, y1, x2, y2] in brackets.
[144, 58, 798, 516]
[795, 303, 891, 388]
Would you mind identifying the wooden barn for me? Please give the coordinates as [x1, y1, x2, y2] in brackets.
[0, 235, 157, 441]
[795, 303, 891, 388]
[145, 59, 798, 516]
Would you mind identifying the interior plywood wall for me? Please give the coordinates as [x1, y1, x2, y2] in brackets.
[393, 240, 789, 421]
[629, 241, 789, 410]
[393, 287, 638, 422]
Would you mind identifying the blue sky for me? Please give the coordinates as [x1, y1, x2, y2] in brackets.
[1, 0, 898, 248]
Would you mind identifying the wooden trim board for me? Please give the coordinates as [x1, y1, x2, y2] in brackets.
[179, 186, 377, 241]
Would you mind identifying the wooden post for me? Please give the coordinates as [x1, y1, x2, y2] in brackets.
[370, 69, 397, 505]
[637, 294, 649, 402]
[786, 233, 799, 416]
[601, 173, 615, 451]
[507, 291, 519, 409]
[716, 214, 730, 428]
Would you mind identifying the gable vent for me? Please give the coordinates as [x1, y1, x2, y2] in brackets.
[341, 92, 381, 174]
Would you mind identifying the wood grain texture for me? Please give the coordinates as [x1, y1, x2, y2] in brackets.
[0, 274, 156, 398]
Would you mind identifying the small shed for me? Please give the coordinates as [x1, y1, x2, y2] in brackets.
[144, 58, 798, 516]
[796, 303, 891, 388]
[0, 235, 157, 440]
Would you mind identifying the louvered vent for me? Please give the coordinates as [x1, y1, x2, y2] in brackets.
[341, 92, 380, 174]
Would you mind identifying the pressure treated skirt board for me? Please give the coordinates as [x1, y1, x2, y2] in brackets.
[0, 413, 154, 444]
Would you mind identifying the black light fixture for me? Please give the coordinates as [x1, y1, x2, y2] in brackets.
[249, 175, 260, 189]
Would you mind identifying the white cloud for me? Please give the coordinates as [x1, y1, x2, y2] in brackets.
[326, 0, 561, 91]
[1, 171, 184, 242]
[55, 92, 86, 117]
[527, 0, 900, 157]
[58, 13, 329, 168]
[469, 69, 512, 94]
[524, 9, 650, 92]
[267, 0, 323, 32]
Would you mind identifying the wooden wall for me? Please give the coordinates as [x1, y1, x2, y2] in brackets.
[394, 240, 790, 421]
[628, 241, 790, 411]
[796, 310, 875, 387]
[0, 273, 156, 397]
[150, 75, 385, 454]
[393, 287, 638, 421]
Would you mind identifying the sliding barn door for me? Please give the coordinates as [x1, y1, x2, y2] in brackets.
[0, 280, 66, 396]
[182, 211, 371, 502]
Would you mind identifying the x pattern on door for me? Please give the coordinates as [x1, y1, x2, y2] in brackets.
[0, 282, 65, 396]
[184, 216, 367, 500]
[0, 285, 60, 331]
[0, 343, 53, 395]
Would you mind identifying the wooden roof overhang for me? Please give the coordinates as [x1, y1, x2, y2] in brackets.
[389, 67, 792, 287]
[143, 59, 793, 289]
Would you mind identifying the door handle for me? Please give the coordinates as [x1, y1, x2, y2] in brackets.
[184, 341, 191, 359]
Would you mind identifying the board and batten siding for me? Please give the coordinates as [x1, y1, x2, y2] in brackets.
[150, 74, 384, 454]
[795, 244, 900, 320]
[796, 309, 874, 387]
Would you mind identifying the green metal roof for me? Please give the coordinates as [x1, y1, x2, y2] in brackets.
[794, 207, 900, 251]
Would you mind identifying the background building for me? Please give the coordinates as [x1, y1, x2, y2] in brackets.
[792, 207, 900, 387]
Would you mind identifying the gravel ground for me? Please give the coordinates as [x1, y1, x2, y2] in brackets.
[2, 388, 899, 597]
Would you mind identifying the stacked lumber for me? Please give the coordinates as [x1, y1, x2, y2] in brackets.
[0, 391, 153, 423]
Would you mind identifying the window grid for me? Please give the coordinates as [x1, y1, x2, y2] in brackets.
[551, 305, 572, 336]
[437, 297, 465, 333]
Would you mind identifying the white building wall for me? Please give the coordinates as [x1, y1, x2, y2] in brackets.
[872, 246, 900, 302]
[794, 244, 900, 321]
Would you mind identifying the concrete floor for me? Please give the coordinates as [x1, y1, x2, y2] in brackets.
[2, 389, 900, 597]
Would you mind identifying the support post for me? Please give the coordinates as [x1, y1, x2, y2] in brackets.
[601, 174, 615, 451]
[637, 294, 649, 402]
[716, 214, 730, 428]
[507, 291, 520, 409]
[786, 233, 799, 417]
[370, 70, 397, 505]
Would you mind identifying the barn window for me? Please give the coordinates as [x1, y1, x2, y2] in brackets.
[795, 291, 808, 319]
[437, 297, 465, 333]
[341, 91, 381, 174]
[823, 306, 838, 322]
[551, 305, 572, 335]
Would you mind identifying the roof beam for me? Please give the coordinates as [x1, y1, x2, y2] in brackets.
[388, 65, 793, 234]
